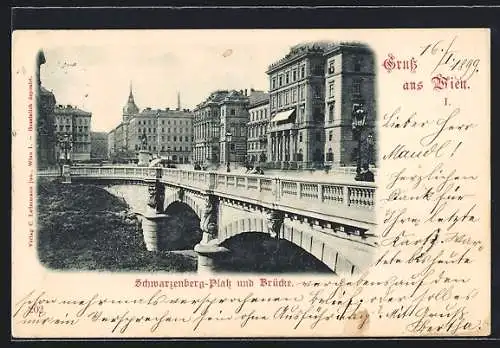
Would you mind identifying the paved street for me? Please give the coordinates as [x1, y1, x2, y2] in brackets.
[174, 163, 373, 183]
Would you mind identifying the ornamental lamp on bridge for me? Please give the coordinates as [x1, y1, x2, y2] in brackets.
[58, 133, 72, 166]
[367, 133, 374, 167]
[351, 103, 367, 181]
[225, 131, 232, 173]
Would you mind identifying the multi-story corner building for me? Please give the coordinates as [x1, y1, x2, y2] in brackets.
[323, 43, 375, 167]
[246, 90, 269, 164]
[128, 107, 194, 164]
[266, 42, 330, 169]
[109, 85, 194, 164]
[36, 50, 57, 169]
[219, 90, 249, 165]
[193, 90, 228, 165]
[266, 41, 375, 169]
[53, 104, 92, 161]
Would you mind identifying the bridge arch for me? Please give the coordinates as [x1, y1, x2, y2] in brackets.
[218, 215, 368, 275]
[163, 189, 204, 218]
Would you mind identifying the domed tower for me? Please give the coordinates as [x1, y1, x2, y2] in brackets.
[123, 81, 139, 122]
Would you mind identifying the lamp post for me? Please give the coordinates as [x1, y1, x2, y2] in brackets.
[367, 133, 374, 168]
[225, 131, 232, 173]
[351, 103, 367, 181]
[156, 111, 161, 159]
[57, 133, 72, 177]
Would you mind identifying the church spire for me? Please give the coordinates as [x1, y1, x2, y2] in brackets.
[123, 80, 139, 119]
[128, 81, 134, 101]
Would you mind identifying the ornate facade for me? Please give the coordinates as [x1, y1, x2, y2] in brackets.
[246, 90, 269, 164]
[266, 41, 375, 169]
[323, 44, 376, 167]
[53, 105, 92, 161]
[192, 90, 228, 165]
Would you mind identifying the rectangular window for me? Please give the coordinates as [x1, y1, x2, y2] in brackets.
[292, 70, 297, 81]
[292, 88, 297, 102]
[279, 75, 283, 86]
[300, 85, 305, 101]
[329, 81, 335, 97]
[299, 132, 303, 142]
[272, 78, 276, 89]
[285, 73, 289, 84]
[329, 131, 333, 141]
[354, 57, 362, 72]
[352, 79, 362, 96]
[173, 136, 177, 141]
[230, 109, 235, 116]
[328, 60, 335, 74]
[300, 66, 305, 78]
[328, 102, 335, 122]
[284, 91, 289, 105]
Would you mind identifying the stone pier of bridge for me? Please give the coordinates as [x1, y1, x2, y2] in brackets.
[64, 165, 377, 275]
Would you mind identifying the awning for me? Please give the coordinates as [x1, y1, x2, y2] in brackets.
[271, 109, 295, 123]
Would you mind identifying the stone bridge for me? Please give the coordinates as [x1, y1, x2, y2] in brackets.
[58, 165, 377, 275]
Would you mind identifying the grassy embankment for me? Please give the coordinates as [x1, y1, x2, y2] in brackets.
[37, 178, 197, 272]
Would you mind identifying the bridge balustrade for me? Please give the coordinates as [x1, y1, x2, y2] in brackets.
[66, 166, 376, 217]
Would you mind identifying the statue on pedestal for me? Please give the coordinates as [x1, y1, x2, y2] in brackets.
[140, 130, 148, 151]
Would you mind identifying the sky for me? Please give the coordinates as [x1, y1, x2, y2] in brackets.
[38, 30, 369, 132]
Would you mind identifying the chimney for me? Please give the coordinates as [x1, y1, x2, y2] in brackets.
[177, 91, 181, 111]
[251, 88, 255, 92]
[244, 89, 247, 96]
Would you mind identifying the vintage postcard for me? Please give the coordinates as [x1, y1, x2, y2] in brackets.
[11, 29, 490, 338]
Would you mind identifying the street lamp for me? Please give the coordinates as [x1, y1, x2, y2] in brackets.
[351, 103, 367, 181]
[367, 133, 374, 167]
[57, 133, 72, 176]
[156, 111, 161, 159]
[225, 131, 232, 173]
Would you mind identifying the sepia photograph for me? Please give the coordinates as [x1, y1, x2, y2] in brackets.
[35, 38, 377, 275]
[12, 25, 490, 338]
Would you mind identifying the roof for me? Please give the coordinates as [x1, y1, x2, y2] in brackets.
[221, 90, 249, 104]
[53, 105, 91, 116]
[248, 90, 269, 107]
[195, 90, 229, 109]
[267, 41, 372, 73]
[136, 108, 193, 118]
